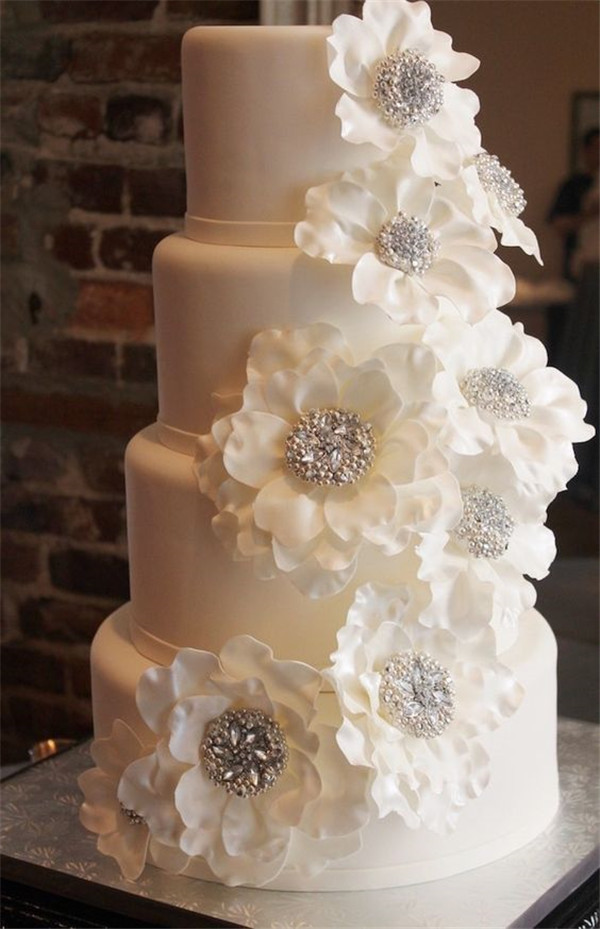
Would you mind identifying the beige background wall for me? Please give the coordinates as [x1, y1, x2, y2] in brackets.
[429, 0, 599, 280]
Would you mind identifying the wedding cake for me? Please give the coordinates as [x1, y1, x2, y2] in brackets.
[79, 0, 593, 891]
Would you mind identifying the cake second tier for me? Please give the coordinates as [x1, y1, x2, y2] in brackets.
[126, 423, 428, 669]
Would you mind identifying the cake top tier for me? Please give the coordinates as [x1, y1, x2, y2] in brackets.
[182, 26, 374, 247]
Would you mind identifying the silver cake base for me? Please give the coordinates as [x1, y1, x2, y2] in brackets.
[1, 718, 598, 928]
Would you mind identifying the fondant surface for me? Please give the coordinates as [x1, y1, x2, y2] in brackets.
[91, 606, 559, 891]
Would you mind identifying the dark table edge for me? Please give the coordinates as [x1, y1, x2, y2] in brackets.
[0, 854, 242, 929]
[510, 847, 600, 929]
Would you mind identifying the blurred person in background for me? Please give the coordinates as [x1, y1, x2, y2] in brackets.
[548, 127, 599, 509]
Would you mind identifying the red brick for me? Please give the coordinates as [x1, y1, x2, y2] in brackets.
[31, 336, 116, 380]
[2, 431, 71, 485]
[74, 280, 154, 332]
[129, 168, 186, 217]
[2, 490, 126, 545]
[79, 439, 126, 495]
[99, 227, 167, 274]
[20, 597, 109, 643]
[106, 95, 171, 144]
[122, 343, 157, 384]
[2, 34, 70, 81]
[52, 224, 94, 271]
[1, 213, 20, 259]
[166, 0, 258, 19]
[33, 160, 124, 214]
[40, 0, 159, 21]
[1, 535, 41, 583]
[71, 33, 181, 84]
[2, 642, 65, 694]
[49, 547, 129, 600]
[38, 93, 103, 140]
[2, 388, 156, 438]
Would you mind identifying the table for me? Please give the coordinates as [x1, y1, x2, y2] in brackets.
[1, 719, 598, 929]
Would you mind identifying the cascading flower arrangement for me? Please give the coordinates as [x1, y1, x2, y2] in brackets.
[79, 0, 594, 885]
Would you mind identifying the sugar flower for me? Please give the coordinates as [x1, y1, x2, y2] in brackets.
[444, 157, 542, 263]
[295, 152, 515, 325]
[131, 635, 370, 887]
[78, 720, 188, 880]
[327, 583, 523, 833]
[195, 323, 461, 598]
[328, 0, 481, 177]
[417, 469, 556, 649]
[424, 310, 595, 511]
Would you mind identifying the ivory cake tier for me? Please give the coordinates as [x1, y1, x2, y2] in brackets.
[91, 606, 559, 891]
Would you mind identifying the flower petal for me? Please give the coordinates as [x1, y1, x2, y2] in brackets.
[224, 412, 288, 489]
[254, 475, 325, 548]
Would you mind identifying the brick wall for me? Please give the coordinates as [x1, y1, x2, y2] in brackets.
[1, 0, 259, 763]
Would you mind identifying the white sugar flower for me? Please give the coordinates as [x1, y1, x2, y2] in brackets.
[328, 0, 481, 177]
[133, 635, 370, 887]
[417, 474, 556, 649]
[425, 310, 595, 510]
[327, 583, 523, 833]
[453, 156, 542, 263]
[295, 153, 515, 325]
[196, 323, 461, 598]
[78, 720, 188, 880]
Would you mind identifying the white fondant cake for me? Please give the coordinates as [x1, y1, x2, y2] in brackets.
[80, 1, 593, 892]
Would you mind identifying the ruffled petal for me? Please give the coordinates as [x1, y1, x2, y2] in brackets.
[97, 825, 150, 881]
[254, 475, 325, 548]
[328, 13, 385, 97]
[323, 472, 397, 544]
[223, 411, 288, 489]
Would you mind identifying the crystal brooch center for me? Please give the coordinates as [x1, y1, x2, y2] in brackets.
[119, 803, 146, 826]
[379, 651, 455, 739]
[373, 48, 445, 129]
[461, 367, 531, 420]
[285, 408, 376, 486]
[474, 153, 526, 217]
[201, 708, 288, 798]
[454, 486, 514, 559]
[376, 212, 439, 276]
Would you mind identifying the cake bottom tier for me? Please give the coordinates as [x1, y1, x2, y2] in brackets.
[91, 606, 559, 892]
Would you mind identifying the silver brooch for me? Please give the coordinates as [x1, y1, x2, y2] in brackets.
[119, 802, 146, 826]
[461, 367, 531, 420]
[474, 153, 526, 217]
[285, 408, 376, 486]
[373, 48, 445, 129]
[201, 708, 288, 798]
[375, 212, 439, 275]
[454, 485, 514, 559]
[379, 651, 455, 739]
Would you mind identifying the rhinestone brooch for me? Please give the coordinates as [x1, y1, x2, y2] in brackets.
[119, 803, 146, 826]
[454, 485, 514, 559]
[474, 153, 526, 217]
[201, 708, 288, 798]
[285, 408, 376, 486]
[379, 651, 455, 739]
[373, 48, 445, 129]
[375, 212, 439, 276]
[461, 367, 531, 420]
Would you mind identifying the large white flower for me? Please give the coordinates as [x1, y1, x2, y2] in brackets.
[327, 583, 523, 833]
[78, 720, 188, 880]
[132, 635, 370, 887]
[417, 471, 556, 649]
[328, 0, 481, 177]
[452, 156, 542, 263]
[295, 153, 515, 325]
[196, 323, 461, 598]
[424, 310, 595, 511]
